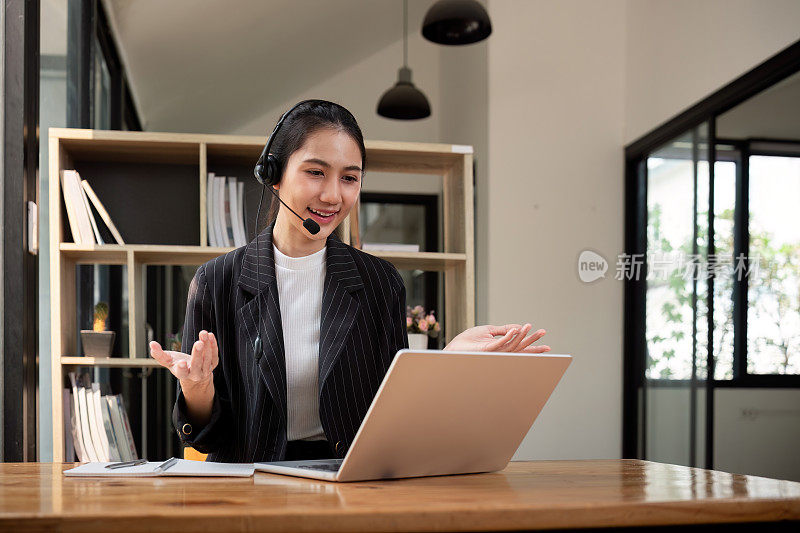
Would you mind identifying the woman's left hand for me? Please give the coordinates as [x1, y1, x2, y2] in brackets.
[442, 323, 550, 353]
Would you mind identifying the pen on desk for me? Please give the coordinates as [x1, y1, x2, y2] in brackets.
[105, 458, 147, 469]
[154, 457, 178, 473]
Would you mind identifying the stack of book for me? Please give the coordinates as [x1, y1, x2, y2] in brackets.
[207, 172, 248, 247]
[63, 372, 138, 463]
[60, 170, 126, 245]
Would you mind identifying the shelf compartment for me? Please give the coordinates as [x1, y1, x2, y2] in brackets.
[366, 142, 470, 175]
[52, 128, 201, 164]
[72, 159, 200, 246]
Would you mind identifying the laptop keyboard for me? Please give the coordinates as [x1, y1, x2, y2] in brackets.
[296, 459, 342, 472]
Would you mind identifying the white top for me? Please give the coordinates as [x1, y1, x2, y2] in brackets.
[272, 243, 327, 441]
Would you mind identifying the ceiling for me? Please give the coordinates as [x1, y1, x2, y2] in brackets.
[717, 69, 800, 140]
[102, 0, 423, 133]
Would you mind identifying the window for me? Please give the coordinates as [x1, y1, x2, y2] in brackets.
[623, 41, 800, 469]
[745, 151, 800, 374]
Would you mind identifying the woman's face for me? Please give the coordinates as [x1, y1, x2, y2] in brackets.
[274, 127, 363, 242]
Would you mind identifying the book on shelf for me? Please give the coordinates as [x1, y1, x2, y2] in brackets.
[66, 371, 138, 462]
[76, 383, 99, 461]
[207, 172, 218, 246]
[80, 182, 103, 244]
[91, 383, 112, 461]
[100, 391, 122, 462]
[60, 169, 124, 245]
[362, 242, 421, 252]
[81, 180, 126, 245]
[107, 395, 133, 461]
[207, 172, 248, 247]
[67, 373, 87, 462]
[223, 177, 235, 246]
[236, 181, 246, 246]
[229, 178, 247, 247]
[114, 395, 139, 461]
[84, 383, 105, 460]
[214, 175, 228, 247]
[60, 170, 92, 244]
[62, 388, 76, 462]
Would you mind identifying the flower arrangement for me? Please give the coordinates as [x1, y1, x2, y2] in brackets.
[406, 305, 441, 338]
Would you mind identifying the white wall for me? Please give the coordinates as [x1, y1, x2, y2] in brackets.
[487, 0, 627, 460]
[625, 0, 800, 143]
[438, 37, 489, 324]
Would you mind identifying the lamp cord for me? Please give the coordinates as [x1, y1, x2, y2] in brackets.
[403, 0, 407, 67]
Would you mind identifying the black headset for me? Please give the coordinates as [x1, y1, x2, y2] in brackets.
[251, 100, 321, 361]
[254, 102, 299, 187]
[254, 100, 322, 235]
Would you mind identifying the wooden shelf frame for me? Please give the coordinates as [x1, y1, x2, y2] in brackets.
[49, 127, 474, 461]
[61, 357, 162, 368]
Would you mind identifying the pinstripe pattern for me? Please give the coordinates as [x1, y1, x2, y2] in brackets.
[172, 220, 409, 462]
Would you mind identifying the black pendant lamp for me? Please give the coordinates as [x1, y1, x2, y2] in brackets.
[422, 0, 492, 45]
[377, 0, 431, 120]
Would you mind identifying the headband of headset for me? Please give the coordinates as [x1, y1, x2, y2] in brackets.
[253, 100, 312, 187]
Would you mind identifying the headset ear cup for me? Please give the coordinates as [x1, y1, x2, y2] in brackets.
[265, 154, 280, 186]
[254, 157, 265, 185]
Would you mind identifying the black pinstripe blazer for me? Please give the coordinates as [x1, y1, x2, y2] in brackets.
[172, 220, 409, 462]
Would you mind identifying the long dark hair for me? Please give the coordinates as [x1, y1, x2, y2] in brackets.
[264, 99, 366, 241]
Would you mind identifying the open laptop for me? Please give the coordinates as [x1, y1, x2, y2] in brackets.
[255, 348, 572, 482]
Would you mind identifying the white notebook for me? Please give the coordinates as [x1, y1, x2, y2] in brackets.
[63, 459, 254, 477]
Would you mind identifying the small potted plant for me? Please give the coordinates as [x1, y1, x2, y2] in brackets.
[406, 305, 441, 351]
[80, 302, 116, 357]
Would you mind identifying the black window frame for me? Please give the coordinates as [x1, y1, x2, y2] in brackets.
[2, 0, 40, 462]
[67, 0, 141, 132]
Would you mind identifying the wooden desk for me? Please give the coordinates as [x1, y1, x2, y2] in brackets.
[1, 460, 798, 532]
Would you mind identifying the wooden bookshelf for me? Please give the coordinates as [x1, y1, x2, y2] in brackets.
[49, 128, 475, 461]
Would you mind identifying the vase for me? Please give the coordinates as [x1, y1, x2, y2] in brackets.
[408, 332, 429, 351]
[80, 330, 116, 357]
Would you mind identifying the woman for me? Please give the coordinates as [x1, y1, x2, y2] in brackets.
[149, 99, 550, 463]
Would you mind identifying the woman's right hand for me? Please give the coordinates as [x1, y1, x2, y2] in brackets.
[149, 329, 218, 389]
